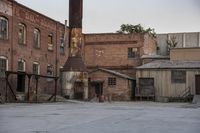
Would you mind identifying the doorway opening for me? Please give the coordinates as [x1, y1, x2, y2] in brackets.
[17, 73, 25, 92]
[195, 75, 200, 95]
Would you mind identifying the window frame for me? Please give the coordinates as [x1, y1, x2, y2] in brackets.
[33, 28, 40, 49]
[47, 64, 54, 76]
[108, 77, 117, 86]
[128, 47, 139, 58]
[32, 62, 40, 75]
[60, 35, 65, 55]
[17, 59, 26, 72]
[18, 23, 26, 45]
[171, 70, 186, 83]
[48, 33, 53, 51]
[0, 16, 8, 40]
[0, 56, 8, 78]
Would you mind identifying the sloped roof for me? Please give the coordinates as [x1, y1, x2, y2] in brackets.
[137, 60, 200, 69]
[89, 68, 135, 80]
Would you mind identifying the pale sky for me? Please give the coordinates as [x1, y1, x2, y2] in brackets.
[15, 0, 200, 34]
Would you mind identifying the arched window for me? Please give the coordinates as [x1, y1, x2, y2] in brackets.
[33, 28, 40, 48]
[0, 16, 8, 40]
[18, 23, 26, 44]
[18, 59, 26, 71]
[32, 62, 40, 75]
[0, 56, 8, 78]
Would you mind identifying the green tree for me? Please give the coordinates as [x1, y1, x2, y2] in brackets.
[117, 24, 156, 38]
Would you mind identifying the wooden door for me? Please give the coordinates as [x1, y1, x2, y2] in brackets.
[195, 75, 200, 95]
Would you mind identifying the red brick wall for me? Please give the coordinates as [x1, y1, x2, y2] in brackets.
[84, 33, 144, 68]
[89, 70, 132, 101]
[0, 0, 69, 98]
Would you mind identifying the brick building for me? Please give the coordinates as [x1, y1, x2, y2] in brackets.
[0, 0, 69, 101]
[0, 0, 157, 101]
[84, 33, 156, 100]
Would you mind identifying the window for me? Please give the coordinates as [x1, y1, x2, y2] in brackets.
[128, 48, 139, 58]
[48, 34, 53, 51]
[108, 77, 116, 86]
[171, 70, 186, 83]
[17, 59, 25, 71]
[33, 28, 40, 48]
[0, 17, 8, 40]
[0, 56, 8, 78]
[32, 62, 40, 75]
[60, 35, 65, 55]
[47, 64, 53, 76]
[18, 23, 26, 44]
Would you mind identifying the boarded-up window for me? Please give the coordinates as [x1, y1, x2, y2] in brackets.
[108, 77, 116, 86]
[171, 70, 186, 83]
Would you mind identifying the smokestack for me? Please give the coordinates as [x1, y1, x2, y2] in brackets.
[61, 0, 88, 100]
[62, 0, 86, 72]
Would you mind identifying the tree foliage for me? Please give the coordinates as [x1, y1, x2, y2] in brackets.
[166, 36, 178, 54]
[117, 24, 156, 38]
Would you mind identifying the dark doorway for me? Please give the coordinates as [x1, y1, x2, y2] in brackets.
[195, 75, 200, 95]
[139, 78, 155, 95]
[131, 80, 136, 100]
[17, 73, 25, 92]
[95, 83, 103, 97]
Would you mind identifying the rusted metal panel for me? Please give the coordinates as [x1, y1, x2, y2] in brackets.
[69, 0, 83, 28]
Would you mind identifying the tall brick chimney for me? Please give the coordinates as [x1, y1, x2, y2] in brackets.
[61, 0, 88, 100]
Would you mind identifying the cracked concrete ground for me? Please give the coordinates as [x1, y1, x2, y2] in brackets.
[0, 102, 200, 133]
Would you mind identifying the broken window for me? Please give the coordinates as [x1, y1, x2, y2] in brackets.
[18, 59, 25, 71]
[0, 56, 7, 78]
[33, 28, 40, 48]
[48, 34, 53, 51]
[0, 16, 8, 40]
[18, 23, 26, 44]
[108, 77, 116, 86]
[32, 62, 40, 75]
[128, 48, 139, 58]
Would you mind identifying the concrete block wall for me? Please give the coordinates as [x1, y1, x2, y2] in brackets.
[157, 32, 200, 56]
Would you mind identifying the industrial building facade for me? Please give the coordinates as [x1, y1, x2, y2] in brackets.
[0, 0, 69, 101]
[0, 0, 158, 101]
